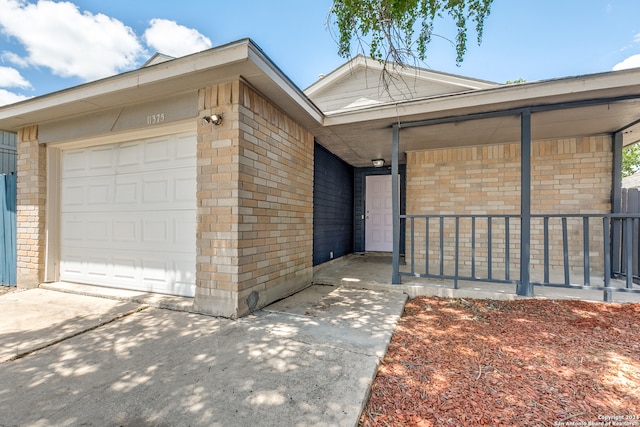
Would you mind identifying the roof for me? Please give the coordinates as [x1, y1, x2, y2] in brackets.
[142, 53, 175, 67]
[2, 40, 640, 168]
[623, 170, 640, 188]
[0, 39, 323, 133]
[305, 55, 498, 114]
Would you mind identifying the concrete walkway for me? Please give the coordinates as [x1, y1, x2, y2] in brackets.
[0, 285, 407, 427]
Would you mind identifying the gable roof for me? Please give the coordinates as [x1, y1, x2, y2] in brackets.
[0, 39, 323, 133]
[305, 55, 498, 114]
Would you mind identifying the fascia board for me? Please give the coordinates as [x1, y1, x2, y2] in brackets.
[246, 43, 324, 125]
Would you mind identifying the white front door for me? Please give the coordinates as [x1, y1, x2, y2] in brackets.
[365, 174, 394, 252]
[59, 132, 197, 297]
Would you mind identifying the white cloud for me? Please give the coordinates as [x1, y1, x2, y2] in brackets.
[613, 54, 640, 71]
[0, 89, 30, 106]
[0, 0, 143, 81]
[0, 66, 31, 88]
[144, 19, 212, 58]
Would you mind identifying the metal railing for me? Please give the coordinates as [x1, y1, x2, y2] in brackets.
[400, 213, 640, 301]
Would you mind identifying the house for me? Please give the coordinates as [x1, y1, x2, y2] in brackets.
[1, 38, 639, 317]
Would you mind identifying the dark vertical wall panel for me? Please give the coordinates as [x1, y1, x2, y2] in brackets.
[313, 143, 354, 266]
[354, 165, 406, 253]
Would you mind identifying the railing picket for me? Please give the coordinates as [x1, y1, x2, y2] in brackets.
[505, 217, 510, 281]
[603, 217, 612, 302]
[544, 217, 550, 284]
[439, 216, 444, 276]
[488, 217, 493, 280]
[410, 217, 415, 275]
[454, 216, 460, 289]
[471, 216, 476, 278]
[626, 217, 634, 289]
[425, 217, 429, 275]
[583, 217, 590, 286]
[562, 217, 570, 285]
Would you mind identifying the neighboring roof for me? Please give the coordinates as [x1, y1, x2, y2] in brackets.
[623, 170, 640, 188]
[0, 39, 323, 133]
[142, 53, 175, 67]
[305, 55, 498, 114]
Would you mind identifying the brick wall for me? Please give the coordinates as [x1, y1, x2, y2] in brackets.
[195, 80, 314, 317]
[16, 126, 46, 287]
[406, 136, 612, 281]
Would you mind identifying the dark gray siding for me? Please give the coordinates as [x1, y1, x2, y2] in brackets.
[354, 166, 406, 253]
[313, 143, 354, 266]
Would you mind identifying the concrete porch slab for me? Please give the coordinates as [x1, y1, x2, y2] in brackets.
[313, 253, 640, 304]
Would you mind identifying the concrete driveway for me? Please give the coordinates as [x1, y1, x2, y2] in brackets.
[0, 286, 407, 427]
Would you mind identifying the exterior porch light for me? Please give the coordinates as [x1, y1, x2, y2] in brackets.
[372, 159, 385, 167]
[203, 114, 223, 125]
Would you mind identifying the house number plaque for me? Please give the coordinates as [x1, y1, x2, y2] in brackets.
[146, 113, 166, 125]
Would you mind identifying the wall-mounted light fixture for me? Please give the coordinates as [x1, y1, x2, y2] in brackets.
[372, 159, 385, 168]
[203, 114, 223, 125]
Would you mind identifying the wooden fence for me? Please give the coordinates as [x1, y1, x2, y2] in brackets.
[0, 174, 16, 285]
[619, 188, 640, 281]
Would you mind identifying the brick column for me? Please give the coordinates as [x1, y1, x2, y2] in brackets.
[194, 82, 243, 316]
[194, 81, 314, 318]
[16, 126, 46, 288]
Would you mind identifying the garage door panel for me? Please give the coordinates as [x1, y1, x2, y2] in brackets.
[62, 176, 114, 212]
[63, 146, 117, 178]
[61, 247, 195, 296]
[62, 211, 194, 252]
[88, 146, 116, 173]
[60, 131, 196, 297]
[144, 138, 171, 164]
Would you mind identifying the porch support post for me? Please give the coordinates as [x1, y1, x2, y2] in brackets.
[611, 132, 623, 274]
[517, 110, 533, 296]
[392, 124, 401, 284]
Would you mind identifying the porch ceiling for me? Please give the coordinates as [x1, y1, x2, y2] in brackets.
[314, 70, 640, 168]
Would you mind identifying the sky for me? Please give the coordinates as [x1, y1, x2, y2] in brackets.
[1, 0, 640, 107]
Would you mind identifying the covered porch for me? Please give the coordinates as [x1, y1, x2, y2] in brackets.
[312, 68, 640, 302]
[313, 253, 640, 304]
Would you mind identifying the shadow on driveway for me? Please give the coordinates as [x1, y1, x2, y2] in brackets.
[0, 285, 407, 426]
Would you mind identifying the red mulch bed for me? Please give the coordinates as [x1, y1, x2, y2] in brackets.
[360, 297, 640, 427]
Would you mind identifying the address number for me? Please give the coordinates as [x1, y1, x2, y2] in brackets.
[147, 113, 165, 125]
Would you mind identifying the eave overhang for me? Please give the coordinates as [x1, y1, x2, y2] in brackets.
[0, 39, 324, 134]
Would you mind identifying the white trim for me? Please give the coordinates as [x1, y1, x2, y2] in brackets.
[45, 146, 61, 283]
[44, 119, 195, 150]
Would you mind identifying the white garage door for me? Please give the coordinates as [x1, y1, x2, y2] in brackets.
[59, 132, 196, 297]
